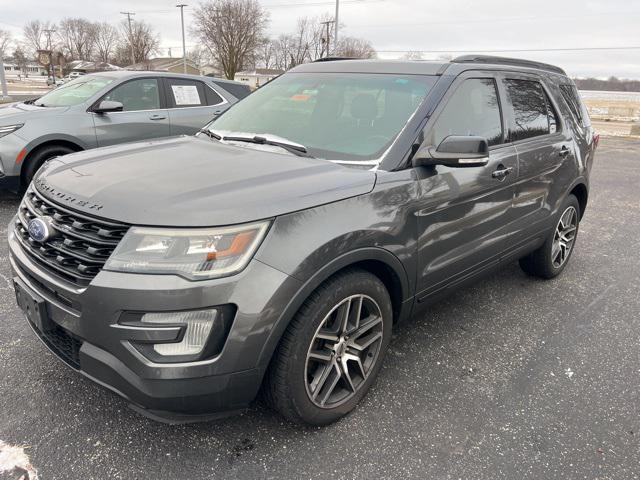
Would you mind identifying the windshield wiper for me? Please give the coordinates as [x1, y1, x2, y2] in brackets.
[206, 129, 313, 158]
[223, 135, 313, 158]
[199, 128, 222, 140]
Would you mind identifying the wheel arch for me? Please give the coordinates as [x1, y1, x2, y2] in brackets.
[20, 138, 85, 185]
[569, 181, 588, 220]
[256, 247, 412, 370]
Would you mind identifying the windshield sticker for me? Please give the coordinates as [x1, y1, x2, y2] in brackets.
[172, 85, 201, 105]
[291, 94, 311, 102]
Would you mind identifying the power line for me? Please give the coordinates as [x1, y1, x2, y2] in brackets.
[349, 11, 640, 28]
[376, 46, 640, 54]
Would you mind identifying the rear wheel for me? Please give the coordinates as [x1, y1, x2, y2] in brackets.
[265, 269, 392, 425]
[22, 144, 76, 187]
[520, 194, 580, 279]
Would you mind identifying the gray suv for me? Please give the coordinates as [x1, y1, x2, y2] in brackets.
[0, 71, 250, 190]
[8, 56, 597, 425]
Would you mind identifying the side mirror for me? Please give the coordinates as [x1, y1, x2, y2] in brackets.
[94, 100, 124, 114]
[412, 135, 490, 168]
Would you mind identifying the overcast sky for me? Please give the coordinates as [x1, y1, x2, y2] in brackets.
[1, 0, 639, 78]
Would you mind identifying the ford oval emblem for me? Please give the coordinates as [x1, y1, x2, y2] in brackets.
[27, 216, 56, 243]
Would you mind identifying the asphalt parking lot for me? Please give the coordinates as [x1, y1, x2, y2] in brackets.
[0, 136, 639, 479]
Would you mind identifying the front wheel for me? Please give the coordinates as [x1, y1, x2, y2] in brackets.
[265, 269, 392, 425]
[520, 194, 580, 279]
[22, 144, 75, 187]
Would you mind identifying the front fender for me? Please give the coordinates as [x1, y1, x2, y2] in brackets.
[255, 246, 411, 369]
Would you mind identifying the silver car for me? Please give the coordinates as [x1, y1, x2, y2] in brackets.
[0, 71, 250, 190]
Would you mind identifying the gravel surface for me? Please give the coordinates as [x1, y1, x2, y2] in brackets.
[0, 137, 639, 479]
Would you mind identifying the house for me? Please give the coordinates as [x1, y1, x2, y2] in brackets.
[125, 57, 200, 75]
[234, 68, 284, 89]
[199, 64, 222, 77]
[66, 60, 121, 74]
[2, 58, 48, 77]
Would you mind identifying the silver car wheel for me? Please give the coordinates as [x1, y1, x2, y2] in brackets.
[304, 294, 384, 409]
[552, 206, 578, 268]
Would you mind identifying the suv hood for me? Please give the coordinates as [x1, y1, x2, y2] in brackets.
[0, 102, 69, 125]
[34, 135, 376, 226]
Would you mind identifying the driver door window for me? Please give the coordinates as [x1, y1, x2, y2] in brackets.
[93, 77, 170, 147]
[429, 78, 504, 148]
[103, 78, 161, 111]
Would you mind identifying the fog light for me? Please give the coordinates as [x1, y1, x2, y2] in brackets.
[141, 309, 216, 356]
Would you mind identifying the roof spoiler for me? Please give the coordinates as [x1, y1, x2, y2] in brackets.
[452, 55, 567, 76]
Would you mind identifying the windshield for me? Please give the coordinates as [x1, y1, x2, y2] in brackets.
[35, 75, 113, 107]
[210, 72, 437, 162]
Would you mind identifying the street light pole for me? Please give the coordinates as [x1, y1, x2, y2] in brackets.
[176, 4, 188, 74]
[334, 0, 340, 55]
[120, 11, 136, 66]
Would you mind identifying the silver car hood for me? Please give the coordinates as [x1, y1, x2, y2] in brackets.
[34, 135, 377, 227]
[0, 103, 70, 124]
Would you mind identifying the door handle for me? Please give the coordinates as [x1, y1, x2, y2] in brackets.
[491, 166, 513, 180]
[559, 146, 571, 158]
[149, 114, 166, 121]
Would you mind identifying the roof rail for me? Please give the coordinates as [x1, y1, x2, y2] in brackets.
[313, 57, 358, 62]
[451, 55, 567, 76]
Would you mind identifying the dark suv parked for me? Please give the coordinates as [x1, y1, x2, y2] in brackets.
[8, 56, 597, 425]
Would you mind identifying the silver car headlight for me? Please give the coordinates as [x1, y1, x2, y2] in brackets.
[104, 221, 270, 280]
[0, 124, 24, 139]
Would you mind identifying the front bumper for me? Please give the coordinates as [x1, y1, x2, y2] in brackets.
[8, 218, 302, 421]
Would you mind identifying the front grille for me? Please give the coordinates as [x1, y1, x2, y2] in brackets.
[14, 188, 129, 286]
[32, 323, 82, 369]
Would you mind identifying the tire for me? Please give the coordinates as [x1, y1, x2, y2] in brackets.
[519, 194, 580, 279]
[265, 269, 393, 425]
[22, 145, 75, 187]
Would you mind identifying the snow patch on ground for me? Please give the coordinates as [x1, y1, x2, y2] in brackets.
[0, 441, 38, 480]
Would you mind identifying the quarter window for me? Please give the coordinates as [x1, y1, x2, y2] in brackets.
[430, 78, 503, 148]
[504, 79, 552, 141]
[560, 84, 590, 127]
[102, 78, 160, 112]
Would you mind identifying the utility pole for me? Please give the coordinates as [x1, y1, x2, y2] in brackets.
[44, 28, 56, 78]
[334, 0, 340, 55]
[120, 11, 136, 66]
[320, 20, 333, 58]
[0, 53, 9, 100]
[176, 4, 188, 73]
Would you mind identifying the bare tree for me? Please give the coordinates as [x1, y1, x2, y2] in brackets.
[94, 22, 118, 63]
[257, 38, 275, 69]
[117, 19, 159, 65]
[23, 20, 56, 56]
[402, 51, 424, 61]
[336, 37, 376, 59]
[12, 47, 29, 76]
[58, 18, 97, 60]
[187, 46, 208, 71]
[192, 0, 269, 80]
[0, 30, 12, 57]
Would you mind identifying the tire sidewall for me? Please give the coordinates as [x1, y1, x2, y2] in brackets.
[286, 272, 393, 425]
[23, 146, 74, 186]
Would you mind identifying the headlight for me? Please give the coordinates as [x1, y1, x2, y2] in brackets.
[0, 124, 24, 139]
[104, 221, 270, 280]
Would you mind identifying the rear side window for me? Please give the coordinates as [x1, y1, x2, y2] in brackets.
[504, 79, 551, 141]
[214, 81, 251, 100]
[166, 78, 207, 108]
[560, 84, 590, 127]
[430, 78, 503, 147]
